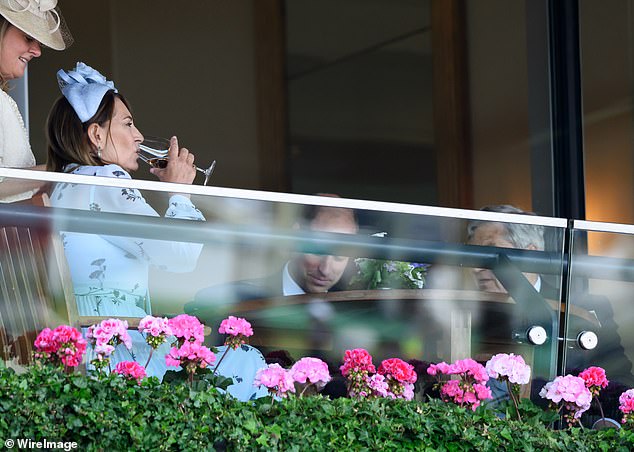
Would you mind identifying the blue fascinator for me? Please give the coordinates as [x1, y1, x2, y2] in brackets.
[57, 62, 117, 123]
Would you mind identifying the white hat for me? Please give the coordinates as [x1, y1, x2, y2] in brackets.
[0, 0, 72, 50]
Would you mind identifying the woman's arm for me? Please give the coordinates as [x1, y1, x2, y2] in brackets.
[0, 165, 49, 201]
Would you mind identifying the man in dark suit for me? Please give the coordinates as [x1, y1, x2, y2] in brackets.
[185, 202, 358, 342]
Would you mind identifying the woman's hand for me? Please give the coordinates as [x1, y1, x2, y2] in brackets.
[150, 136, 196, 185]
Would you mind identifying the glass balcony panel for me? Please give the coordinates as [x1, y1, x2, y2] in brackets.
[0, 169, 566, 398]
[567, 222, 634, 420]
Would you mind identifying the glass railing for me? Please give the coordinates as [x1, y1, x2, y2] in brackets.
[0, 167, 588, 402]
[566, 220, 634, 419]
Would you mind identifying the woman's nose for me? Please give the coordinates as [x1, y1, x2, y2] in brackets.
[134, 127, 144, 143]
[30, 41, 42, 57]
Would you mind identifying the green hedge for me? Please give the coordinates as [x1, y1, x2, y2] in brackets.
[1, 364, 633, 451]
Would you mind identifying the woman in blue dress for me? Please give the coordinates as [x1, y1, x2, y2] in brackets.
[46, 63, 205, 378]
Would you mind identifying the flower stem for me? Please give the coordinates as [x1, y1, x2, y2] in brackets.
[596, 396, 606, 423]
[300, 382, 313, 397]
[506, 379, 523, 422]
[144, 348, 154, 369]
[211, 346, 230, 376]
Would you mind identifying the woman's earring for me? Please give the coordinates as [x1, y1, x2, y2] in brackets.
[97, 146, 102, 159]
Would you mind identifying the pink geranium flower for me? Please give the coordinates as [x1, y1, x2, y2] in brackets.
[218, 316, 253, 349]
[540, 375, 592, 424]
[619, 389, 634, 424]
[255, 363, 296, 398]
[168, 314, 205, 345]
[34, 328, 56, 356]
[34, 325, 87, 368]
[340, 348, 376, 377]
[113, 361, 147, 383]
[87, 318, 132, 350]
[579, 366, 609, 395]
[138, 315, 173, 349]
[165, 341, 215, 375]
[427, 358, 492, 411]
[367, 373, 389, 398]
[378, 358, 417, 400]
[485, 353, 531, 385]
[290, 357, 331, 392]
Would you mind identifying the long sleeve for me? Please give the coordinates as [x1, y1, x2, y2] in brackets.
[52, 164, 205, 273]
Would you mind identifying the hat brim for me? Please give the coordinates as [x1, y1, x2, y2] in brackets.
[0, 7, 66, 50]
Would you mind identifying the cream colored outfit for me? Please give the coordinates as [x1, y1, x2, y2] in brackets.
[0, 89, 37, 202]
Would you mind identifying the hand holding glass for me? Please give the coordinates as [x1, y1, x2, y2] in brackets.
[137, 136, 216, 186]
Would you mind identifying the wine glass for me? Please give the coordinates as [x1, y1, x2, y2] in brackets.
[137, 136, 216, 186]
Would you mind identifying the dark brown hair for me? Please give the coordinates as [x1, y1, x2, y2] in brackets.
[46, 90, 132, 172]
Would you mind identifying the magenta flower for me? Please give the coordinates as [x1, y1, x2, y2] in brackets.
[290, 357, 331, 392]
[485, 353, 531, 385]
[427, 358, 492, 410]
[34, 325, 87, 368]
[218, 316, 253, 350]
[138, 315, 173, 349]
[168, 314, 205, 345]
[113, 361, 147, 383]
[378, 358, 417, 384]
[378, 358, 417, 400]
[619, 389, 634, 424]
[33, 328, 56, 356]
[255, 363, 296, 398]
[579, 366, 609, 394]
[540, 375, 592, 424]
[340, 348, 376, 377]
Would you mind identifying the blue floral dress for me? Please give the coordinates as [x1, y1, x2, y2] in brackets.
[50, 164, 205, 378]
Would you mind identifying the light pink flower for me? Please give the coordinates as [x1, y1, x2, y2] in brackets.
[450, 358, 489, 383]
[619, 389, 634, 424]
[165, 342, 215, 373]
[255, 363, 296, 398]
[138, 315, 172, 349]
[290, 357, 331, 389]
[218, 316, 254, 349]
[427, 362, 451, 376]
[485, 353, 531, 385]
[367, 373, 389, 398]
[219, 316, 253, 337]
[539, 375, 592, 419]
[168, 314, 205, 345]
[113, 361, 147, 383]
[93, 343, 115, 357]
[139, 315, 172, 336]
[87, 318, 132, 350]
